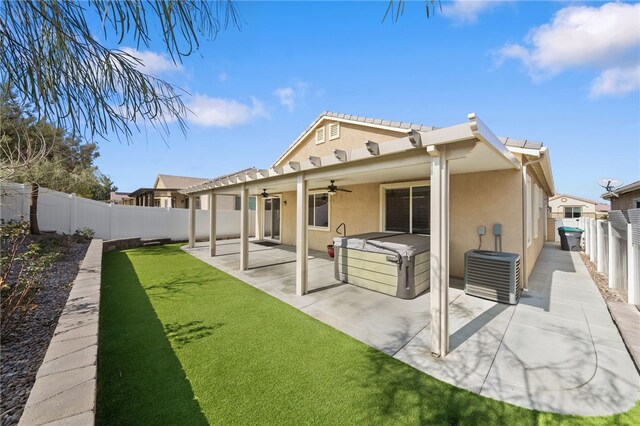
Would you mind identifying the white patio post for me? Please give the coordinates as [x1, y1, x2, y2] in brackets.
[296, 173, 308, 296]
[240, 185, 249, 270]
[209, 191, 217, 257]
[627, 223, 638, 304]
[427, 145, 449, 358]
[188, 195, 196, 248]
[596, 220, 606, 273]
[256, 195, 264, 241]
[608, 221, 618, 289]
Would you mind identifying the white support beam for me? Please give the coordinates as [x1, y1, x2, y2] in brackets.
[209, 191, 216, 257]
[296, 174, 308, 296]
[240, 185, 249, 270]
[289, 161, 301, 171]
[334, 149, 347, 162]
[188, 195, 196, 248]
[427, 145, 449, 358]
[256, 195, 264, 241]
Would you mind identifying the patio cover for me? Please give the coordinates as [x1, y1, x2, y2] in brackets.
[181, 113, 553, 358]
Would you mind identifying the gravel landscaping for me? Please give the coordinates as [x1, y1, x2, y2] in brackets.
[579, 252, 626, 303]
[0, 233, 90, 426]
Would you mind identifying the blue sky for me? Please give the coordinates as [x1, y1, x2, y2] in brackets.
[93, 1, 640, 201]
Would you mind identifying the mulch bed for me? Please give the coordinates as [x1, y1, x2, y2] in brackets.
[0, 236, 89, 426]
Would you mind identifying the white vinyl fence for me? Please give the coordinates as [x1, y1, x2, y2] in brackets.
[0, 183, 255, 241]
[578, 210, 640, 305]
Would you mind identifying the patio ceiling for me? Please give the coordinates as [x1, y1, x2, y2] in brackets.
[182, 113, 524, 196]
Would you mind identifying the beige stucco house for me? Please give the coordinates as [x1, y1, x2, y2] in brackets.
[182, 111, 555, 357]
[603, 180, 640, 211]
[549, 193, 609, 219]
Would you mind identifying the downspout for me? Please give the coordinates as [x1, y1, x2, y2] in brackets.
[521, 154, 546, 291]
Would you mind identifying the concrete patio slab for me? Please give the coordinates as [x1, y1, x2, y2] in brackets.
[183, 241, 640, 416]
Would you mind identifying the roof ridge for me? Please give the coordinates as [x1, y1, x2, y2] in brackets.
[157, 173, 210, 180]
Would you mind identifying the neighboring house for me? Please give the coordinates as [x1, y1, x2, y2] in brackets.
[549, 193, 609, 219]
[603, 180, 640, 210]
[127, 172, 258, 211]
[183, 110, 554, 288]
[128, 174, 210, 209]
[108, 191, 133, 205]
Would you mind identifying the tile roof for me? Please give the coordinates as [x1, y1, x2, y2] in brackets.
[156, 174, 210, 189]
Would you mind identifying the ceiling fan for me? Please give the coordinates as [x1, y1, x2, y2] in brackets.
[326, 180, 352, 195]
[261, 188, 269, 198]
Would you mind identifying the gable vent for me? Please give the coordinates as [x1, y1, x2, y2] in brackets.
[316, 127, 325, 144]
[329, 122, 340, 140]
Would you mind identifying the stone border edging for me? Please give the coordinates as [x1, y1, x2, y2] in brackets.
[18, 238, 103, 426]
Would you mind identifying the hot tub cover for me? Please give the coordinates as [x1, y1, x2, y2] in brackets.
[333, 232, 430, 259]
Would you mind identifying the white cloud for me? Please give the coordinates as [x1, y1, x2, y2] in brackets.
[590, 65, 640, 98]
[186, 95, 267, 127]
[274, 87, 295, 111]
[496, 2, 640, 97]
[121, 47, 182, 75]
[274, 81, 309, 112]
[442, 1, 508, 24]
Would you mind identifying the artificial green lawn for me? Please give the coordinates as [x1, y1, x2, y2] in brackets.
[97, 244, 639, 425]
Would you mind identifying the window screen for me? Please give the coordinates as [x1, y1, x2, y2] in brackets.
[385, 186, 430, 234]
[412, 186, 430, 234]
[385, 188, 410, 232]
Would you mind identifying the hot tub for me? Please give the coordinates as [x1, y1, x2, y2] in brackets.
[333, 232, 430, 299]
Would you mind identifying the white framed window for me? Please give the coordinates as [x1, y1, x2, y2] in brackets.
[308, 192, 329, 229]
[380, 181, 430, 234]
[328, 122, 340, 140]
[564, 206, 582, 218]
[315, 127, 325, 144]
[634, 198, 640, 209]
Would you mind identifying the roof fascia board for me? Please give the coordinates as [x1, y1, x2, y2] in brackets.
[507, 146, 541, 157]
[468, 113, 521, 170]
[540, 147, 555, 195]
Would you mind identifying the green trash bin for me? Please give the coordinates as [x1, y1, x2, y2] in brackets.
[558, 226, 584, 251]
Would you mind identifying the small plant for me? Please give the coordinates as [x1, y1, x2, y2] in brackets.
[0, 221, 77, 340]
[1, 221, 39, 337]
[72, 227, 95, 242]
